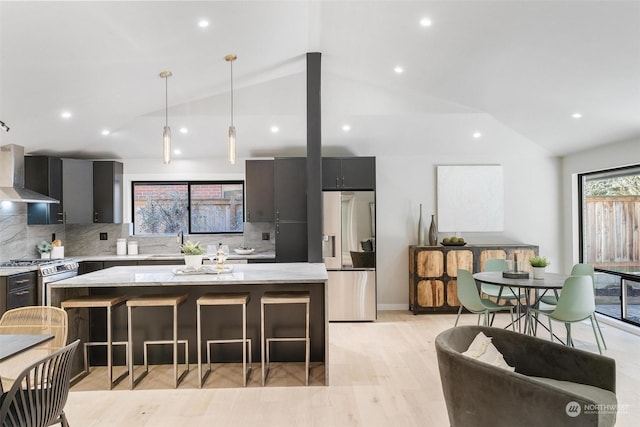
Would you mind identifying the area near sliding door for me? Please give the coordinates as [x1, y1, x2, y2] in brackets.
[578, 165, 640, 326]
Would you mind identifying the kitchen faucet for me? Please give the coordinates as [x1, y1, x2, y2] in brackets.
[177, 231, 184, 252]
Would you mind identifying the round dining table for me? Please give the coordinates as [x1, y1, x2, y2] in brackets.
[473, 271, 569, 335]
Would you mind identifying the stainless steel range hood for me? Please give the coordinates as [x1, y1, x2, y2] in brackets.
[0, 144, 59, 203]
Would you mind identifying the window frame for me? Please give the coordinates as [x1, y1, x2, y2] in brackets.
[131, 180, 245, 235]
[578, 163, 640, 327]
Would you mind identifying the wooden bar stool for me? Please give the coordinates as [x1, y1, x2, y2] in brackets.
[126, 293, 189, 389]
[260, 291, 310, 386]
[61, 295, 129, 390]
[196, 293, 252, 387]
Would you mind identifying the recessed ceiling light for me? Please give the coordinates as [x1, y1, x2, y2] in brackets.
[342, 124, 351, 132]
[472, 132, 482, 139]
[270, 126, 279, 133]
[101, 129, 110, 136]
[394, 66, 404, 74]
[198, 19, 209, 28]
[179, 127, 189, 134]
[173, 149, 181, 155]
[420, 17, 433, 27]
[572, 113, 583, 119]
[60, 111, 72, 119]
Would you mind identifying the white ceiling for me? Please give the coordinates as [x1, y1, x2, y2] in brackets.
[1, 1, 639, 161]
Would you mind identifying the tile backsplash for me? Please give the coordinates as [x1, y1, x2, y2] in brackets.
[0, 201, 275, 260]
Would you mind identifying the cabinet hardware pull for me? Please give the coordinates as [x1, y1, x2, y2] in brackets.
[14, 279, 30, 284]
[276, 224, 280, 234]
[247, 211, 250, 221]
[14, 291, 30, 296]
[335, 177, 339, 187]
[94, 212, 98, 222]
[342, 177, 345, 187]
[276, 211, 280, 221]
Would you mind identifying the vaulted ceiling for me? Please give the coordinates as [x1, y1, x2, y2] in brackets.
[1, 1, 639, 161]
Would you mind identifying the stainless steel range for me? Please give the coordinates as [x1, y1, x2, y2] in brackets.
[0, 258, 79, 305]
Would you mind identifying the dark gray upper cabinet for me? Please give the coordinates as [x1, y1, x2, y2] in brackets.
[274, 157, 307, 222]
[25, 156, 63, 225]
[245, 159, 274, 222]
[93, 161, 123, 223]
[322, 157, 375, 190]
[61, 158, 93, 224]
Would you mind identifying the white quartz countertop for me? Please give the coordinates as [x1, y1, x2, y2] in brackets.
[49, 263, 327, 288]
[73, 251, 275, 262]
[0, 267, 38, 277]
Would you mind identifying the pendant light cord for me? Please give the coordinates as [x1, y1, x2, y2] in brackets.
[230, 59, 234, 127]
[165, 75, 169, 126]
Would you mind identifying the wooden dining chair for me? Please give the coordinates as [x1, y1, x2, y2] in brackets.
[0, 340, 79, 427]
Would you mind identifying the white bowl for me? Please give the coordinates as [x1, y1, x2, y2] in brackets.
[234, 248, 255, 255]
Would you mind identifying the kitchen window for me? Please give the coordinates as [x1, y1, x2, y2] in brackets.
[579, 165, 640, 326]
[132, 181, 244, 235]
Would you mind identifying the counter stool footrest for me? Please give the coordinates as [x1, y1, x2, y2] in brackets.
[136, 339, 189, 389]
[265, 337, 310, 386]
[201, 339, 252, 386]
[83, 340, 130, 388]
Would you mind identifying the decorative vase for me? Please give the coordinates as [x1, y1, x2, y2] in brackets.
[428, 214, 438, 246]
[184, 255, 203, 269]
[532, 267, 545, 280]
[418, 204, 426, 245]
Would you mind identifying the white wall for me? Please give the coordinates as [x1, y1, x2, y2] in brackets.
[375, 151, 562, 309]
[561, 136, 640, 274]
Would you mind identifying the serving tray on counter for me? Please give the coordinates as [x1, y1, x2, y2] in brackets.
[172, 265, 233, 275]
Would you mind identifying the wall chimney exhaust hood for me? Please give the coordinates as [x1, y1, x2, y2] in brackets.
[0, 144, 59, 203]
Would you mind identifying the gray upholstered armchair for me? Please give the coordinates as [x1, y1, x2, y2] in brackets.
[435, 325, 617, 427]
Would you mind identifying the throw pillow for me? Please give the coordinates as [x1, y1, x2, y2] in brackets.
[462, 331, 515, 372]
[462, 332, 492, 358]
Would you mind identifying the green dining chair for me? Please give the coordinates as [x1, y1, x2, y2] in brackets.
[538, 263, 607, 349]
[455, 269, 515, 330]
[530, 275, 602, 354]
[480, 258, 526, 303]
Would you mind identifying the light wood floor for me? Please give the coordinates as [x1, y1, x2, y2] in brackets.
[64, 311, 640, 426]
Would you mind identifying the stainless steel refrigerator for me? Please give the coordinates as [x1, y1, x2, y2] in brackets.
[323, 191, 376, 321]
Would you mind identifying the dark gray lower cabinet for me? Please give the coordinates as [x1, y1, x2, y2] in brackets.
[0, 272, 38, 316]
[276, 222, 308, 263]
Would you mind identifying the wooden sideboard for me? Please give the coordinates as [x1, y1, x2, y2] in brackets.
[408, 244, 538, 314]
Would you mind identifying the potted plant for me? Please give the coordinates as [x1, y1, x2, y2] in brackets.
[181, 240, 205, 269]
[529, 256, 550, 279]
[36, 240, 53, 259]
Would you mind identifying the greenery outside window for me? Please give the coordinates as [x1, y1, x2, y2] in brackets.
[132, 181, 244, 235]
[579, 165, 640, 326]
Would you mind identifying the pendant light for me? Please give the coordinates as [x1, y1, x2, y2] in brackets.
[225, 54, 237, 165]
[159, 70, 173, 164]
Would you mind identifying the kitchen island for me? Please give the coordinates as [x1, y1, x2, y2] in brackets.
[48, 263, 328, 385]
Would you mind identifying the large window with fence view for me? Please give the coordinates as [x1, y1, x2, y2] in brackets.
[579, 165, 640, 326]
[132, 181, 244, 235]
